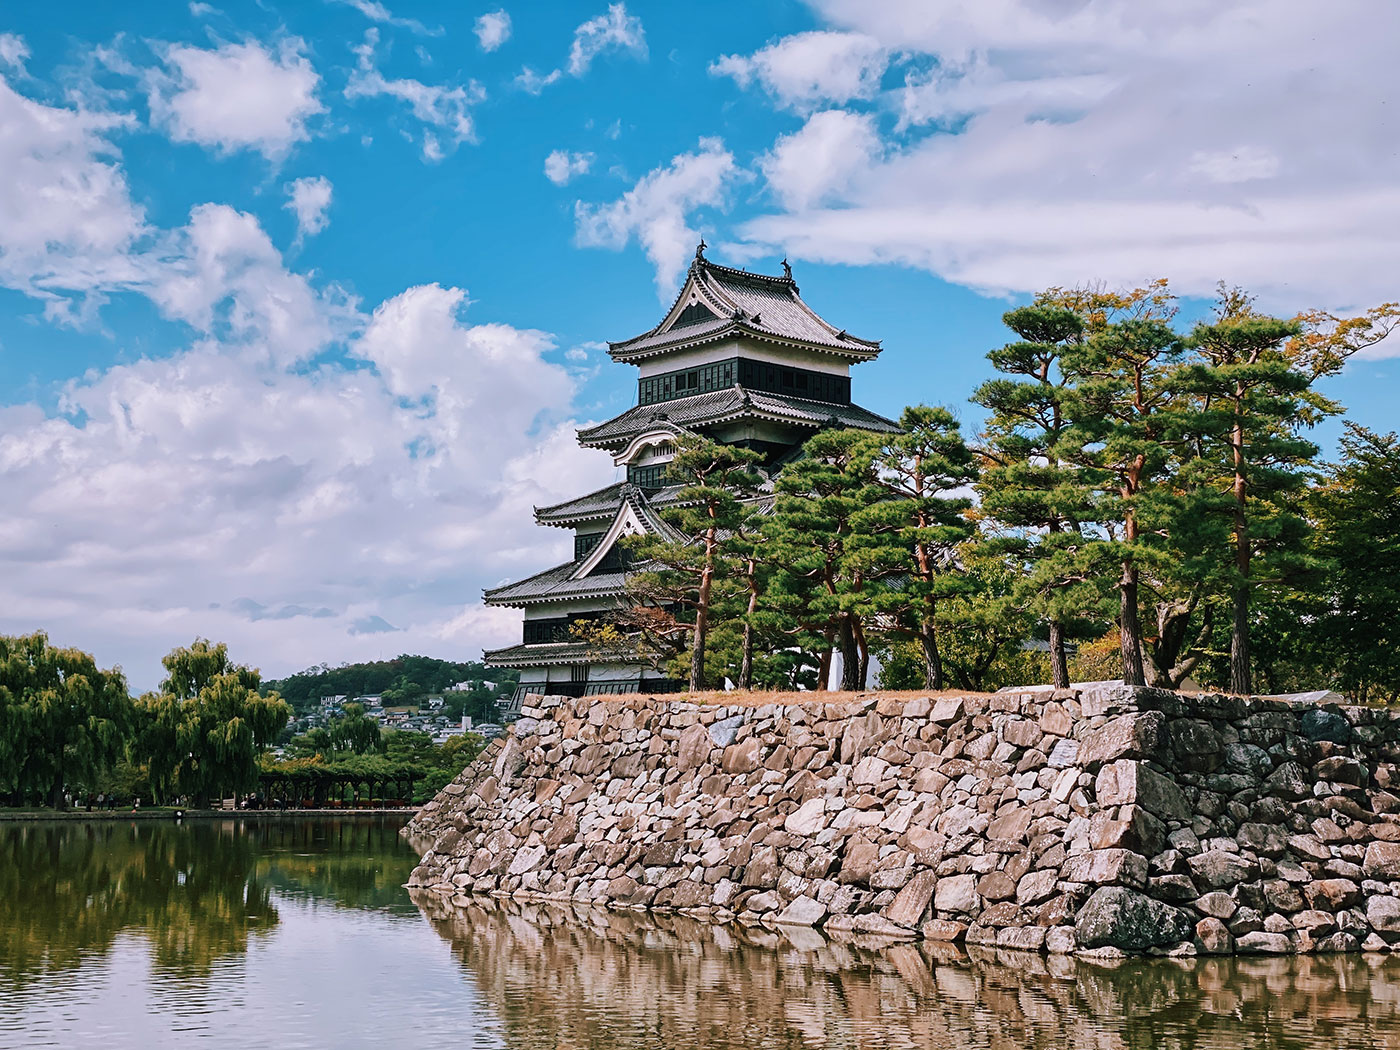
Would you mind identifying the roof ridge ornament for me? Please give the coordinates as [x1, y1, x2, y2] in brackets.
[695, 238, 707, 260]
[781, 257, 792, 280]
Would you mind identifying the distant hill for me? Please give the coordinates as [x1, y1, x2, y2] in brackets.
[265, 655, 518, 715]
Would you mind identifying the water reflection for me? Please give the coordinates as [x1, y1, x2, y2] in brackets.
[0, 817, 411, 989]
[413, 891, 1400, 1050]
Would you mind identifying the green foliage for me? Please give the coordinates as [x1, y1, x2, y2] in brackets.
[265, 655, 517, 716]
[625, 436, 766, 689]
[0, 632, 133, 808]
[764, 428, 885, 690]
[849, 405, 979, 690]
[972, 305, 1109, 687]
[133, 639, 291, 806]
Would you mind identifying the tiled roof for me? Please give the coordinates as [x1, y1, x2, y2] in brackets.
[577, 386, 901, 450]
[534, 481, 694, 528]
[482, 641, 631, 667]
[482, 559, 628, 607]
[535, 481, 629, 526]
[609, 255, 881, 362]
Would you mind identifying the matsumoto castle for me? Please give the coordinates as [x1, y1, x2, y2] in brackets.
[487, 244, 899, 706]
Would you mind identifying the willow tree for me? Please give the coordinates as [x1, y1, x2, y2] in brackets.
[135, 640, 290, 807]
[850, 405, 977, 690]
[0, 632, 132, 809]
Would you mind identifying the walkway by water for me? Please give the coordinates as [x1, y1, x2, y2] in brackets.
[2, 818, 1398, 1049]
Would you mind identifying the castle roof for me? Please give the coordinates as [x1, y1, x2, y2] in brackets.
[608, 248, 881, 364]
[577, 385, 900, 451]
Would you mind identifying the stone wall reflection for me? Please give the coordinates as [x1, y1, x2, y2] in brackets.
[413, 891, 1400, 1049]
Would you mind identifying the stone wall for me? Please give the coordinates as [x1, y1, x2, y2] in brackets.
[405, 683, 1400, 955]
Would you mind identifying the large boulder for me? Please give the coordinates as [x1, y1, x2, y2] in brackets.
[1075, 886, 1193, 951]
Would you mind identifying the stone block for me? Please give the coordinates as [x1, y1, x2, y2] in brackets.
[930, 697, 965, 725]
[1364, 841, 1400, 879]
[1075, 886, 1192, 950]
[935, 873, 979, 915]
[884, 869, 937, 927]
[1094, 760, 1190, 822]
[1186, 850, 1258, 891]
[1079, 712, 1167, 768]
[1063, 849, 1148, 889]
[775, 894, 827, 927]
[784, 797, 828, 836]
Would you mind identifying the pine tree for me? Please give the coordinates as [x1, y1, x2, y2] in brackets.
[1059, 318, 1186, 686]
[849, 406, 978, 690]
[624, 437, 765, 690]
[1178, 290, 1332, 693]
[764, 428, 883, 690]
[973, 305, 1104, 688]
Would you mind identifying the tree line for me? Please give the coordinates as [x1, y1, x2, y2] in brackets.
[0, 636, 487, 809]
[265, 654, 518, 719]
[611, 283, 1400, 701]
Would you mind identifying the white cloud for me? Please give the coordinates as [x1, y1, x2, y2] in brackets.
[730, 0, 1400, 313]
[148, 39, 323, 160]
[0, 282, 617, 689]
[515, 2, 645, 94]
[711, 31, 886, 112]
[148, 203, 348, 366]
[475, 10, 512, 52]
[334, 0, 441, 37]
[0, 33, 29, 72]
[0, 73, 147, 307]
[346, 29, 485, 161]
[574, 137, 738, 296]
[284, 175, 333, 241]
[760, 110, 880, 211]
[567, 3, 646, 76]
[544, 149, 593, 185]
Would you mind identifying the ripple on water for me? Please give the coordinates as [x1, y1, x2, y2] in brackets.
[4, 818, 1400, 1048]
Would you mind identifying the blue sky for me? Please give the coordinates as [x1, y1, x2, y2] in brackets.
[0, 1, 1395, 689]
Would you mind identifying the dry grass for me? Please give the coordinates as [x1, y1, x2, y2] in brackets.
[584, 687, 1001, 707]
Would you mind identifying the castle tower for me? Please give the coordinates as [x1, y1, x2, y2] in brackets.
[486, 245, 898, 707]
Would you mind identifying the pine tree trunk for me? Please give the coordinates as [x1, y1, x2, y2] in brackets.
[689, 527, 717, 690]
[1230, 580, 1252, 695]
[816, 629, 834, 691]
[838, 617, 861, 691]
[1229, 408, 1252, 696]
[738, 570, 758, 690]
[1049, 620, 1069, 689]
[1119, 559, 1146, 686]
[919, 623, 944, 691]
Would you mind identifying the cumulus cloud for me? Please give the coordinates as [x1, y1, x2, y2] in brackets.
[147, 39, 323, 160]
[346, 29, 485, 161]
[711, 31, 886, 112]
[515, 2, 645, 95]
[759, 110, 880, 211]
[574, 138, 738, 296]
[475, 10, 511, 52]
[284, 175, 333, 241]
[544, 149, 592, 185]
[0, 73, 147, 311]
[732, 0, 1400, 314]
[0, 281, 617, 688]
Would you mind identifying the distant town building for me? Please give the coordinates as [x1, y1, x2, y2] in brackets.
[485, 244, 896, 705]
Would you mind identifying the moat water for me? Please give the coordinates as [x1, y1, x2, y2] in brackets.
[2, 817, 1398, 1049]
